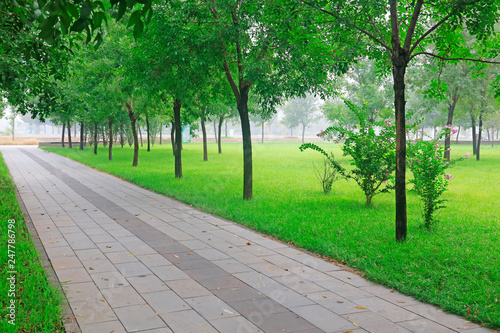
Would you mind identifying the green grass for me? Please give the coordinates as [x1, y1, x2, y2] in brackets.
[0, 152, 65, 333]
[43, 142, 500, 328]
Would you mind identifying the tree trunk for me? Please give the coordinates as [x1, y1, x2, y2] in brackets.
[455, 125, 460, 144]
[102, 125, 107, 147]
[213, 120, 218, 144]
[392, 58, 408, 242]
[471, 115, 477, 155]
[67, 120, 72, 149]
[125, 101, 140, 167]
[159, 122, 162, 145]
[218, 115, 223, 154]
[477, 114, 482, 161]
[492, 128, 495, 147]
[444, 93, 459, 161]
[170, 121, 175, 156]
[79, 122, 84, 150]
[174, 99, 183, 178]
[61, 122, 66, 148]
[146, 114, 151, 152]
[120, 123, 124, 148]
[138, 124, 143, 147]
[201, 108, 208, 161]
[238, 89, 253, 200]
[93, 122, 98, 155]
[301, 123, 306, 144]
[108, 117, 114, 161]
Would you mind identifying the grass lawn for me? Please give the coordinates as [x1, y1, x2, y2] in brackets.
[44, 141, 500, 328]
[0, 152, 65, 333]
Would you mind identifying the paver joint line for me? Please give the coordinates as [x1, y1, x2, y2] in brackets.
[0, 147, 494, 333]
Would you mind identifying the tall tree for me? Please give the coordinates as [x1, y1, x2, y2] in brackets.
[305, 0, 500, 241]
[207, 0, 350, 199]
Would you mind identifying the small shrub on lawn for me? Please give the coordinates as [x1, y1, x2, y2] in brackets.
[301, 100, 395, 205]
[407, 125, 469, 228]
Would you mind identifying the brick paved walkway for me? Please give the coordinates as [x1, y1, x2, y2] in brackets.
[1, 146, 495, 333]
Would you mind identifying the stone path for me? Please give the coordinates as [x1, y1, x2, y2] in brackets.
[0, 146, 495, 333]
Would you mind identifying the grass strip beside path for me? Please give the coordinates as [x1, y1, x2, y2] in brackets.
[44, 142, 500, 329]
[0, 152, 64, 333]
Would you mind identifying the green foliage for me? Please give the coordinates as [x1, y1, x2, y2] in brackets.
[301, 100, 396, 205]
[408, 127, 469, 228]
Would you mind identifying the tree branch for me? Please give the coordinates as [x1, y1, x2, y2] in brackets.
[409, 13, 454, 55]
[223, 58, 240, 102]
[389, 0, 401, 50]
[403, 0, 424, 51]
[409, 52, 500, 64]
[409, 0, 484, 55]
[301, 0, 391, 53]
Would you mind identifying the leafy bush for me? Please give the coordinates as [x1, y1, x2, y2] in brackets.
[301, 100, 395, 205]
[407, 126, 469, 228]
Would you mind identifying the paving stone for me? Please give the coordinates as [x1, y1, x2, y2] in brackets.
[127, 275, 170, 294]
[228, 298, 289, 316]
[158, 309, 219, 333]
[290, 304, 354, 332]
[214, 284, 267, 303]
[317, 278, 375, 300]
[91, 270, 130, 289]
[254, 311, 317, 333]
[136, 253, 173, 267]
[210, 316, 263, 333]
[328, 270, 375, 287]
[352, 297, 422, 323]
[274, 273, 326, 294]
[81, 258, 116, 273]
[247, 261, 289, 278]
[172, 258, 217, 270]
[143, 290, 190, 314]
[212, 258, 255, 274]
[397, 318, 457, 333]
[80, 320, 127, 333]
[101, 285, 146, 308]
[197, 275, 247, 291]
[56, 267, 93, 284]
[115, 261, 152, 277]
[50, 256, 83, 270]
[403, 304, 480, 331]
[359, 284, 420, 306]
[97, 241, 129, 253]
[75, 248, 107, 261]
[196, 248, 232, 261]
[88, 233, 116, 244]
[185, 295, 239, 320]
[70, 298, 117, 325]
[178, 239, 213, 250]
[149, 264, 190, 281]
[305, 291, 369, 315]
[63, 281, 102, 302]
[341, 311, 413, 333]
[134, 328, 173, 333]
[114, 304, 167, 332]
[105, 251, 140, 264]
[166, 278, 212, 298]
